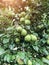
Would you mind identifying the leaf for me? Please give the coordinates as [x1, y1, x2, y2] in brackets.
[41, 39, 46, 44]
[9, 44, 15, 50]
[12, 55, 15, 60]
[0, 34, 4, 37]
[42, 57, 49, 64]
[4, 54, 12, 62]
[3, 38, 9, 44]
[33, 46, 39, 52]
[32, 60, 36, 65]
[16, 51, 29, 64]
[7, 26, 14, 31]
[0, 47, 5, 55]
[35, 58, 44, 65]
[16, 51, 26, 59]
[43, 48, 49, 55]
[17, 58, 24, 65]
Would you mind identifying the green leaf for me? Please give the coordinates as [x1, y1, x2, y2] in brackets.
[4, 54, 12, 62]
[0, 34, 4, 37]
[35, 58, 44, 65]
[33, 46, 39, 52]
[42, 57, 49, 64]
[16, 51, 26, 59]
[43, 48, 49, 55]
[12, 55, 15, 60]
[3, 38, 9, 44]
[0, 47, 5, 55]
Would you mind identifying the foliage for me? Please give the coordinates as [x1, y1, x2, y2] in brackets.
[0, 0, 49, 65]
[0, 7, 15, 32]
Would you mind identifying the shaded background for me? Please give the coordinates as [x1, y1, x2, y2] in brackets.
[0, 0, 28, 12]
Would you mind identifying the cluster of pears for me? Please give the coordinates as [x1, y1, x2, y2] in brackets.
[15, 26, 37, 43]
[15, 12, 38, 43]
[19, 12, 31, 25]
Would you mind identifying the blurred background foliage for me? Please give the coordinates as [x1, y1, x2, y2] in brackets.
[0, 0, 49, 28]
